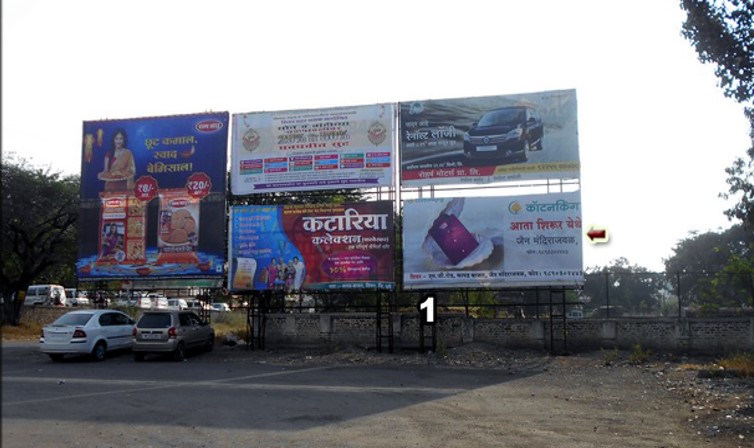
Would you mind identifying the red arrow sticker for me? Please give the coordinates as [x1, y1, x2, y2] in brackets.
[586, 226, 609, 244]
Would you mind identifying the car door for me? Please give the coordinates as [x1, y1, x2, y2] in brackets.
[186, 312, 206, 347]
[110, 312, 135, 349]
[178, 312, 199, 347]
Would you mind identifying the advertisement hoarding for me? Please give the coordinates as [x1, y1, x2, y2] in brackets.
[77, 112, 229, 281]
[402, 193, 583, 289]
[400, 89, 579, 187]
[231, 104, 394, 194]
[229, 202, 395, 291]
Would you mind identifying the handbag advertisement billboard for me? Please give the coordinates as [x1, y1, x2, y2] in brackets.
[400, 89, 579, 187]
[229, 201, 395, 292]
[402, 192, 584, 289]
[77, 112, 229, 280]
[231, 104, 394, 194]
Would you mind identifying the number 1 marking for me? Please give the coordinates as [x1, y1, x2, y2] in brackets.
[419, 295, 434, 324]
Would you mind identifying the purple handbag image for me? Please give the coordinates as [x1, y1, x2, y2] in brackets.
[427, 213, 480, 265]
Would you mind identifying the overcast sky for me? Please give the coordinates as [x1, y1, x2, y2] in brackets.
[2, 0, 750, 272]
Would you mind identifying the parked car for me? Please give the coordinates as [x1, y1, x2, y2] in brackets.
[167, 298, 189, 310]
[463, 105, 544, 162]
[566, 309, 584, 319]
[186, 299, 211, 312]
[39, 309, 135, 361]
[210, 302, 230, 312]
[65, 289, 90, 307]
[25, 284, 67, 306]
[137, 294, 169, 310]
[132, 310, 215, 361]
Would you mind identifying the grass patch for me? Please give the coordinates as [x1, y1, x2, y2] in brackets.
[718, 352, 754, 377]
[210, 311, 248, 341]
[628, 343, 652, 365]
[601, 347, 620, 366]
[1, 322, 42, 341]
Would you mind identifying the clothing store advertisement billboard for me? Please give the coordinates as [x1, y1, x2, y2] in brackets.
[77, 112, 229, 281]
[231, 104, 394, 194]
[229, 201, 395, 292]
[400, 89, 580, 187]
[402, 192, 584, 289]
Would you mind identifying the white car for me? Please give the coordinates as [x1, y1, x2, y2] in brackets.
[167, 298, 189, 310]
[210, 303, 230, 312]
[39, 310, 135, 361]
[137, 294, 169, 310]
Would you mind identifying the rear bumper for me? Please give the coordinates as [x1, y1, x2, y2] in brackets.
[132, 339, 180, 353]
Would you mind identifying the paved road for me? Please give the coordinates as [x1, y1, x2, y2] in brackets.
[1, 342, 722, 448]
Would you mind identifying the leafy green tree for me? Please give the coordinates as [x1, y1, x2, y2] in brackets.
[1, 157, 79, 324]
[680, 0, 754, 228]
[582, 258, 666, 315]
[664, 225, 753, 307]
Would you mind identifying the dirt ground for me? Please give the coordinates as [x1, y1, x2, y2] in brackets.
[219, 341, 754, 447]
[3, 337, 753, 447]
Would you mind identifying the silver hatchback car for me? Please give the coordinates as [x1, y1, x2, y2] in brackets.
[132, 310, 214, 361]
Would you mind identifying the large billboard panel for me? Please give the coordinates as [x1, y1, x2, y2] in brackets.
[231, 104, 394, 194]
[229, 202, 395, 291]
[402, 192, 583, 289]
[77, 112, 229, 281]
[400, 89, 579, 187]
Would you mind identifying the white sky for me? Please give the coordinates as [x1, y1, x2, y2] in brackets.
[2, 0, 750, 272]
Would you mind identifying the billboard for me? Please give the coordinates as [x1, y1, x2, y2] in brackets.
[77, 112, 229, 281]
[400, 89, 579, 187]
[229, 202, 395, 291]
[231, 104, 394, 194]
[402, 192, 583, 289]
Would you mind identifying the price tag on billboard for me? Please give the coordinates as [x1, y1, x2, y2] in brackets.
[186, 172, 212, 199]
[133, 175, 159, 202]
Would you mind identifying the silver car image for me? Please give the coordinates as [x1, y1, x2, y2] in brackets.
[132, 310, 215, 361]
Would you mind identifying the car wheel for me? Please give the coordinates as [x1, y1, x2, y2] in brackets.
[172, 342, 186, 362]
[520, 140, 530, 162]
[133, 352, 145, 362]
[91, 342, 107, 362]
[48, 354, 65, 362]
[204, 334, 215, 352]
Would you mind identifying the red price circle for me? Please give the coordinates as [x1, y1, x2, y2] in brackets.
[133, 175, 159, 202]
[186, 172, 212, 199]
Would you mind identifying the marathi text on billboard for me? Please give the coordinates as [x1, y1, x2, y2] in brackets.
[77, 112, 229, 280]
[229, 201, 395, 291]
[231, 104, 395, 194]
[400, 89, 580, 187]
[402, 192, 584, 289]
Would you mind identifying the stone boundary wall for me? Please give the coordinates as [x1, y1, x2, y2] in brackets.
[19, 307, 754, 354]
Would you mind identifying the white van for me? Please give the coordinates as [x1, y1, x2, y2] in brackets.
[137, 294, 169, 310]
[25, 284, 67, 306]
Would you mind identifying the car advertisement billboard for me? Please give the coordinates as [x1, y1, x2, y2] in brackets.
[400, 89, 579, 187]
[231, 104, 394, 194]
[77, 112, 229, 281]
[402, 192, 583, 289]
[229, 201, 395, 291]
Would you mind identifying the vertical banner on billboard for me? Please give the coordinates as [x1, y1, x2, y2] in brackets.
[400, 89, 579, 187]
[231, 104, 394, 194]
[77, 112, 229, 280]
[402, 192, 583, 289]
[229, 202, 395, 291]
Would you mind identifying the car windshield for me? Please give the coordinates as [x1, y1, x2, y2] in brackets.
[137, 313, 172, 328]
[52, 313, 93, 326]
[478, 108, 525, 127]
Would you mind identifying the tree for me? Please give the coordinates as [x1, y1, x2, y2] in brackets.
[663, 225, 754, 307]
[1, 157, 79, 324]
[680, 0, 754, 227]
[582, 258, 667, 315]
